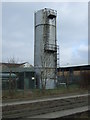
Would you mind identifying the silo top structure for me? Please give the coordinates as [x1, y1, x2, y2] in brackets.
[34, 8, 59, 89]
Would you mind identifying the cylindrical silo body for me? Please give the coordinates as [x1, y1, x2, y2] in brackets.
[34, 8, 57, 89]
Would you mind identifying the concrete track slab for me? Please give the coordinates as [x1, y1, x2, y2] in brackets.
[29, 106, 89, 118]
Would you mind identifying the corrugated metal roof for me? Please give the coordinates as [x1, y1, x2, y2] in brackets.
[0, 62, 34, 73]
[0, 62, 26, 67]
[2, 67, 34, 73]
[58, 65, 90, 71]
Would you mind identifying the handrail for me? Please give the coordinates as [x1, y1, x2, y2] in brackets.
[44, 44, 59, 51]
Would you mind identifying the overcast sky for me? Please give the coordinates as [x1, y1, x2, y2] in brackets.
[2, 2, 88, 67]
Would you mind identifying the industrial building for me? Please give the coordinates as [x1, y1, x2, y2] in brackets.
[0, 62, 36, 90]
[57, 65, 90, 85]
[34, 8, 59, 89]
[1, 63, 90, 90]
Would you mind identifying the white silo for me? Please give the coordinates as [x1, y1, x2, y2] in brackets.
[34, 8, 59, 89]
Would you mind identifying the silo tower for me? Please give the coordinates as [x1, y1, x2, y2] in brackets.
[34, 8, 59, 89]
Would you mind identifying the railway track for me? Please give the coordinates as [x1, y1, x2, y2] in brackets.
[2, 93, 89, 119]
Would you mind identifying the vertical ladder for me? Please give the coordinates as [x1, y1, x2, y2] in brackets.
[57, 46, 60, 68]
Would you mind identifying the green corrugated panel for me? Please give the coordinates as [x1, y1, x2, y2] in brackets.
[24, 78, 29, 89]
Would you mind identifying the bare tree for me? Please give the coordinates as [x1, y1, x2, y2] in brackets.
[7, 57, 18, 95]
[7, 56, 19, 63]
[40, 53, 48, 92]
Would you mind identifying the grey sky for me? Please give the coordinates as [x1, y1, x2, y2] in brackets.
[2, 2, 88, 67]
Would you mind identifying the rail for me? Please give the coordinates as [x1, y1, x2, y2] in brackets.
[2, 93, 89, 118]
